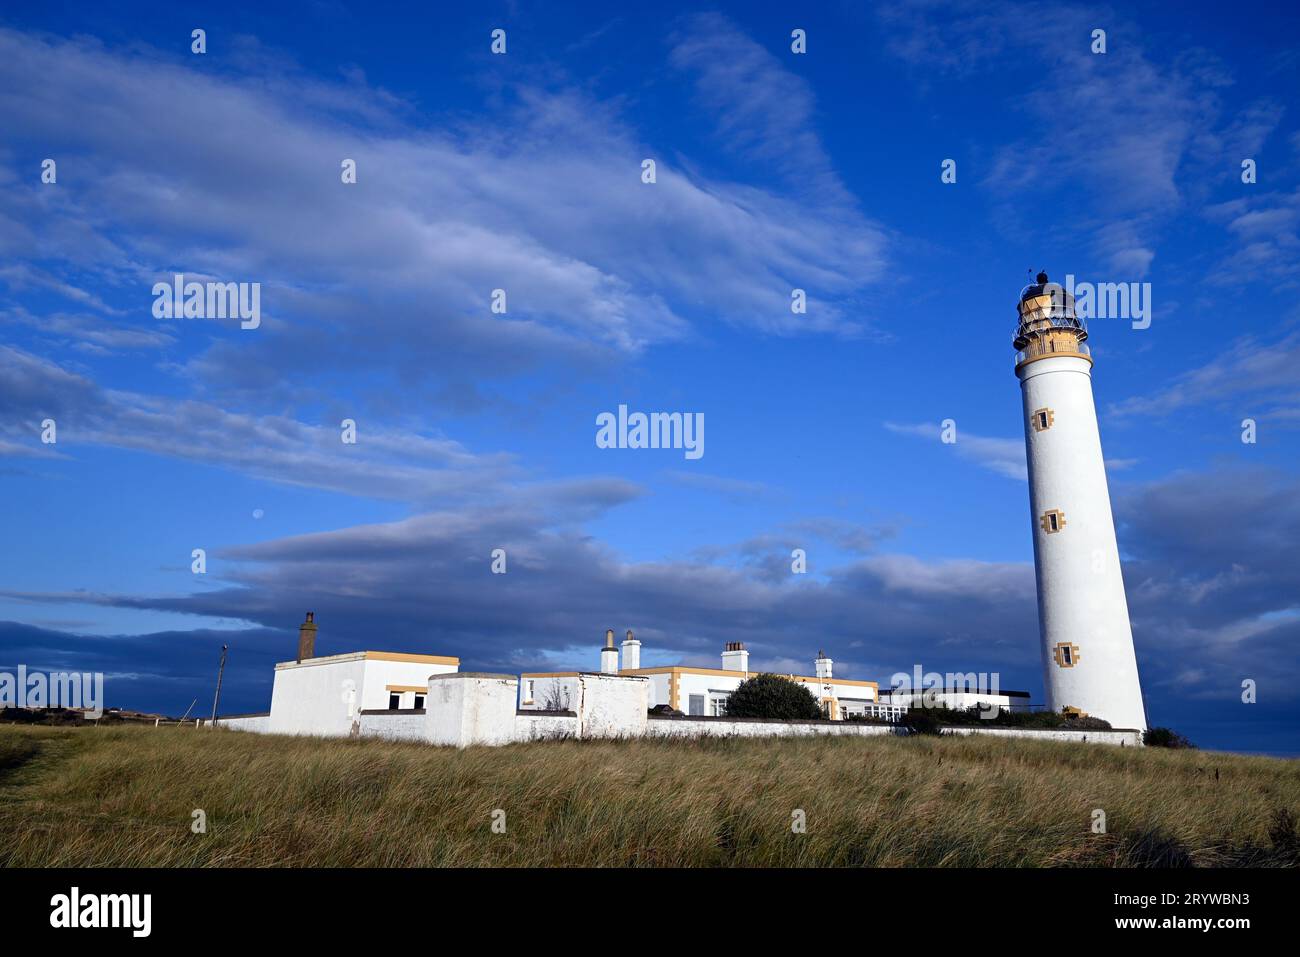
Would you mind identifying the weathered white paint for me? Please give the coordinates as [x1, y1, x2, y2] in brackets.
[647, 717, 1141, 747]
[211, 713, 269, 733]
[267, 654, 366, 737]
[574, 672, 648, 738]
[358, 710, 427, 741]
[426, 673, 518, 748]
[515, 711, 577, 741]
[1018, 354, 1147, 731]
[647, 716, 902, 739]
[943, 725, 1142, 747]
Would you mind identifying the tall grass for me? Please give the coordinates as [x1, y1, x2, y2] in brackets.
[0, 725, 1296, 867]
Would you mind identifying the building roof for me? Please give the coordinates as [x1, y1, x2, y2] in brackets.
[522, 666, 877, 689]
[275, 650, 460, 669]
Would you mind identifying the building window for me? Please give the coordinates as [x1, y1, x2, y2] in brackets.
[1032, 407, 1055, 432]
[413, 694, 425, 709]
[1053, 642, 1081, 668]
[388, 693, 400, 710]
[523, 680, 535, 704]
[688, 694, 705, 716]
[1040, 509, 1066, 533]
[710, 695, 728, 717]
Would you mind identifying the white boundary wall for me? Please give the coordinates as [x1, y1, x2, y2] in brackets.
[942, 725, 1141, 746]
[358, 710, 427, 741]
[212, 713, 269, 733]
[221, 666, 1142, 748]
[648, 716, 901, 739]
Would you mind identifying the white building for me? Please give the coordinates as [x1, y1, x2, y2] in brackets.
[520, 631, 901, 721]
[262, 614, 459, 736]
[212, 615, 1143, 747]
[1014, 273, 1147, 730]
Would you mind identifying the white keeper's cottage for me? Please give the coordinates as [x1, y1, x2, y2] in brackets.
[520, 629, 902, 721]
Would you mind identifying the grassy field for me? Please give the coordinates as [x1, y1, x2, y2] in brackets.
[1, 724, 1297, 867]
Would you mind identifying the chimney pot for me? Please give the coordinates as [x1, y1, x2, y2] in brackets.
[721, 641, 750, 672]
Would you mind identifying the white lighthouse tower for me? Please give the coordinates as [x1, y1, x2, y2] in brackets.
[1014, 272, 1146, 731]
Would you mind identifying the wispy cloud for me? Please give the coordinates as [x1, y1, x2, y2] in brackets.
[1108, 330, 1300, 422]
[878, 0, 1281, 277]
[885, 420, 1026, 480]
[668, 12, 855, 207]
[662, 469, 774, 502]
[0, 22, 890, 421]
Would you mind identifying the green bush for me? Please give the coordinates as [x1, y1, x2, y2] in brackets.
[901, 709, 946, 736]
[723, 674, 823, 720]
[1144, 726, 1196, 749]
[897, 704, 1112, 731]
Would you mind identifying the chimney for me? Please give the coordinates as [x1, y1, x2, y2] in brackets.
[600, 628, 619, 674]
[814, 649, 833, 680]
[297, 611, 317, 662]
[621, 628, 641, 671]
[721, 641, 749, 672]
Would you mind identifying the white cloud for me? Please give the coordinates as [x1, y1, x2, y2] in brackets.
[0, 23, 890, 412]
[885, 421, 1026, 480]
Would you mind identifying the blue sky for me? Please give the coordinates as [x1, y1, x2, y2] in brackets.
[1, 0, 1297, 754]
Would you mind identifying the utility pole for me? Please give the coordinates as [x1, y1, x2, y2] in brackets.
[210, 644, 229, 727]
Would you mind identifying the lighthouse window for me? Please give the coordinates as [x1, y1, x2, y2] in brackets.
[1032, 408, 1055, 432]
[1053, 642, 1081, 669]
[1041, 509, 1066, 533]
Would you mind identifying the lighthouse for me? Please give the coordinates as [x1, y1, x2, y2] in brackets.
[1014, 272, 1146, 731]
